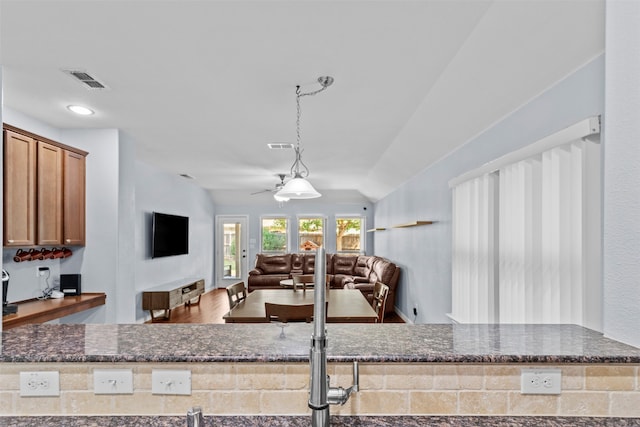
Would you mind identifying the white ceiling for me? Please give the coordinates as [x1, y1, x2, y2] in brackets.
[0, 0, 604, 204]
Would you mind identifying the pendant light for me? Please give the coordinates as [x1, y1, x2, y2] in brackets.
[274, 76, 333, 200]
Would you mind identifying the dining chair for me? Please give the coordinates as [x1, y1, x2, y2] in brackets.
[226, 281, 247, 310]
[372, 282, 390, 323]
[291, 274, 315, 291]
[265, 302, 315, 323]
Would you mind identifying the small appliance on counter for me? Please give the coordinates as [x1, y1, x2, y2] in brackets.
[3, 269, 18, 316]
[60, 274, 81, 296]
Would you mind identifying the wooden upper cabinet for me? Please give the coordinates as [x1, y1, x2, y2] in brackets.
[63, 150, 86, 245]
[3, 130, 37, 246]
[37, 141, 64, 245]
[3, 125, 88, 248]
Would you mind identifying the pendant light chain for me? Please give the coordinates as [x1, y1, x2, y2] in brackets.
[292, 82, 331, 178]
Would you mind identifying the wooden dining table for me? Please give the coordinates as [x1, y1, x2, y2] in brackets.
[223, 289, 378, 323]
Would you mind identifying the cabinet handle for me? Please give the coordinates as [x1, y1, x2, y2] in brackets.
[7, 240, 14, 243]
[65, 239, 71, 243]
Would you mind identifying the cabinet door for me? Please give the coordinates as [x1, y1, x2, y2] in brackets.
[3, 130, 36, 246]
[63, 150, 86, 245]
[37, 141, 63, 245]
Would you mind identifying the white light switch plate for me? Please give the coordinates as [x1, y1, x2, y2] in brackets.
[94, 369, 133, 394]
[20, 371, 60, 397]
[151, 369, 191, 395]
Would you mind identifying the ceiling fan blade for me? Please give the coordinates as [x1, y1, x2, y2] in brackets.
[250, 189, 272, 195]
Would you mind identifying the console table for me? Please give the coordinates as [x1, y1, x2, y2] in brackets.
[142, 278, 204, 321]
[2, 293, 106, 330]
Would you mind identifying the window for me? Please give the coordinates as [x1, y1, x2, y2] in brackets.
[336, 216, 365, 254]
[261, 217, 288, 253]
[450, 117, 601, 328]
[298, 217, 325, 251]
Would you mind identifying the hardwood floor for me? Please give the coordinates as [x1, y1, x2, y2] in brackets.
[146, 288, 405, 324]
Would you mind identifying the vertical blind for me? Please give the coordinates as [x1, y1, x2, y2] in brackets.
[499, 142, 586, 323]
[451, 174, 497, 323]
[449, 117, 601, 327]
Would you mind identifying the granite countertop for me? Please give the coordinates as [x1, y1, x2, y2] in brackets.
[2, 323, 640, 364]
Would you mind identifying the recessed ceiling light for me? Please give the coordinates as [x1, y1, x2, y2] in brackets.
[67, 105, 94, 116]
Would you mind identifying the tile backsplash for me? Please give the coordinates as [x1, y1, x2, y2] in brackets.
[1, 362, 638, 417]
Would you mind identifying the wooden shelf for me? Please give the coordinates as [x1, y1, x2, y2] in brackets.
[391, 221, 433, 228]
[366, 227, 386, 232]
[2, 292, 106, 330]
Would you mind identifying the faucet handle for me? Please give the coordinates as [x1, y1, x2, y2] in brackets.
[327, 361, 360, 406]
[187, 406, 204, 427]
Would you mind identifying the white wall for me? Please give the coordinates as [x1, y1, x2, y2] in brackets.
[57, 128, 120, 324]
[374, 55, 605, 323]
[134, 161, 215, 322]
[603, 2, 640, 348]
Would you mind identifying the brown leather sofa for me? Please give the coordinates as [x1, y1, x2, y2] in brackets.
[247, 253, 400, 314]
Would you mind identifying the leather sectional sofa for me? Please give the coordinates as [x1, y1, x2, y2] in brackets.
[247, 252, 400, 314]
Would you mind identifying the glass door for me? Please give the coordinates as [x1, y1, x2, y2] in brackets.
[215, 215, 249, 288]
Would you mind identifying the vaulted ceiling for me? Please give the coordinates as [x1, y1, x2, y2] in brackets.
[0, 0, 604, 204]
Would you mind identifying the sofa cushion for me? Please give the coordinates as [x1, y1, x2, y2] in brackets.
[301, 253, 333, 274]
[332, 274, 355, 288]
[354, 255, 374, 278]
[301, 254, 316, 274]
[291, 253, 304, 271]
[257, 254, 292, 274]
[333, 254, 358, 275]
[370, 258, 396, 285]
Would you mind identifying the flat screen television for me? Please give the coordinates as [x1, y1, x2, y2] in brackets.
[151, 212, 189, 258]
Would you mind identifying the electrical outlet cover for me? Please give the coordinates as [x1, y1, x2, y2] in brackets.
[521, 368, 561, 395]
[20, 371, 60, 397]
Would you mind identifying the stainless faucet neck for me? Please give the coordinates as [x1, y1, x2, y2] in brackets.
[309, 248, 359, 426]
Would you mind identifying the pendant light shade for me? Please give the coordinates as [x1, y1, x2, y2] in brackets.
[273, 193, 290, 202]
[275, 173, 321, 199]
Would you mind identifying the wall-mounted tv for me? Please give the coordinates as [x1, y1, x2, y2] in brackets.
[151, 212, 189, 258]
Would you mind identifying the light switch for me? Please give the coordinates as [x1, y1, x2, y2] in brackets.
[151, 369, 191, 395]
[94, 369, 133, 394]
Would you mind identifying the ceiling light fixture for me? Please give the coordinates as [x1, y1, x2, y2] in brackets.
[274, 76, 333, 200]
[67, 105, 94, 116]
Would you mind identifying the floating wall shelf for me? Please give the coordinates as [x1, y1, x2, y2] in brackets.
[392, 221, 433, 228]
[367, 221, 433, 232]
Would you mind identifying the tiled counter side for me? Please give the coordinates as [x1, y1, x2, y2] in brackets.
[2, 416, 640, 426]
[1, 323, 640, 424]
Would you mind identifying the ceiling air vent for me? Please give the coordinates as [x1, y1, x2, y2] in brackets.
[268, 143, 294, 150]
[62, 69, 108, 90]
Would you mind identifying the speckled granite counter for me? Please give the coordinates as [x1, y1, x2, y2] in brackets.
[2, 415, 640, 426]
[2, 323, 639, 363]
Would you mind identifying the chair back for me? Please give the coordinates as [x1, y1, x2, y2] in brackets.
[265, 302, 315, 323]
[226, 281, 247, 309]
[291, 274, 314, 291]
[372, 281, 390, 323]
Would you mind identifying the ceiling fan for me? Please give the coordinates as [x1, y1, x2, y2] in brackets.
[250, 174, 288, 195]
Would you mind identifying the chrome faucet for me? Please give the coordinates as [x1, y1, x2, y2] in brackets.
[309, 247, 359, 426]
